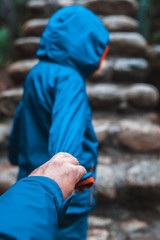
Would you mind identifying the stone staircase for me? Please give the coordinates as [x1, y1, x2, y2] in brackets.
[1, 0, 160, 239]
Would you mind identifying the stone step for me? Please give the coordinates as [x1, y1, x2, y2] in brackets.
[1, 155, 160, 204]
[90, 58, 149, 83]
[109, 32, 147, 57]
[0, 89, 23, 118]
[13, 32, 147, 59]
[7, 59, 38, 85]
[146, 45, 160, 91]
[83, 0, 137, 17]
[90, 207, 160, 239]
[8, 57, 149, 85]
[1, 83, 159, 120]
[13, 37, 38, 58]
[101, 15, 138, 32]
[93, 111, 160, 125]
[88, 227, 109, 240]
[27, 0, 63, 18]
[22, 19, 48, 37]
[27, 0, 137, 18]
[1, 103, 160, 155]
[14, 38, 39, 58]
[0, 162, 18, 195]
[22, 15, 138, 37]
[93, 115, 160, 153]
[0, 155, 11, 166]
[0, 121, 13, 154]
[147, 44, 160, 70]
[0, 121, 12, 154]
[87, 83, 159, 112]
[96, 159, 160, 202]
[1, 117, 160, 200]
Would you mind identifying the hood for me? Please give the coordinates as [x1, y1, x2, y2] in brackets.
[36, 5, 109, 78]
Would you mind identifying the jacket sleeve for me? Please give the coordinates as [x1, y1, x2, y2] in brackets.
[48, 74, 87, 162]
[0, 176, 66, 240]
[8, 100, 23, 166]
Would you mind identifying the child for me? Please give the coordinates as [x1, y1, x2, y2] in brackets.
[9, 5, 109, 240]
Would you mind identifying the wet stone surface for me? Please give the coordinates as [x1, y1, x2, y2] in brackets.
[0, 165, 18, 195]
[8, 57, 149, 86]
[22, 15, 138, 38]
[147, 44, 160, 70]
[126, 161, 160, 188]
[120, 219, 148, 233]
[7, 59, 38, 84]
[117, 119, 160, 152]
[148, 45, 160, 59]
[89, 216, 112, 229]
[27, 0, 63, 18]
[87, 83, 121, 109]
[84, 0, 137, 16]
[112, 58, 149, 82]
[87, 228, 109, 240]
[22, 18, 49, 36]
[0, 89, 23, 118]
[91, 202, 160, 240]
[14, 37, 39, 58]
[27, 0, 137, 17]
[87, 83, 159, 111]
[96, 164, 116, 199]
[127, 84, 159, 109]
[12, 33, 148, 59]
[93, 119, 111, 143]
[0, 121, 12, 153]
[101, 15, 138, 32]
[109, 33, 147, 57]
[95, 158, 160, 201]
[90, 58, 149, 83]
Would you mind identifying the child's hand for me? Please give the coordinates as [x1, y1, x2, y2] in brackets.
[29, 152, 86, 201]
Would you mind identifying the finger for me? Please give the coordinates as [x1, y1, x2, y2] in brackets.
[61, 156, 79, 166]
[75, 165, 87, 183]
[50, 152, 72, 162]
[57, 152, 73, 158]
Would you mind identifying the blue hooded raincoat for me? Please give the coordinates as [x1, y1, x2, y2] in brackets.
[9, 3, 109, 227]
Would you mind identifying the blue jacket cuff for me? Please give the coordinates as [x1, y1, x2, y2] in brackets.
[20, 176, 75, 222]
[21, 176, 63, 212]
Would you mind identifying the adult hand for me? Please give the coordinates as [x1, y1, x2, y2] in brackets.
[29, 152, 86, 201]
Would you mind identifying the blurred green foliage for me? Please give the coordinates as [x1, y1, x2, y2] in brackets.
[138, 0, 151, 39]
[0, 26, 10, 65]
[152, 32, 160, 44]
[138, 0, 160, 43]
[0, 0, 28, 66]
